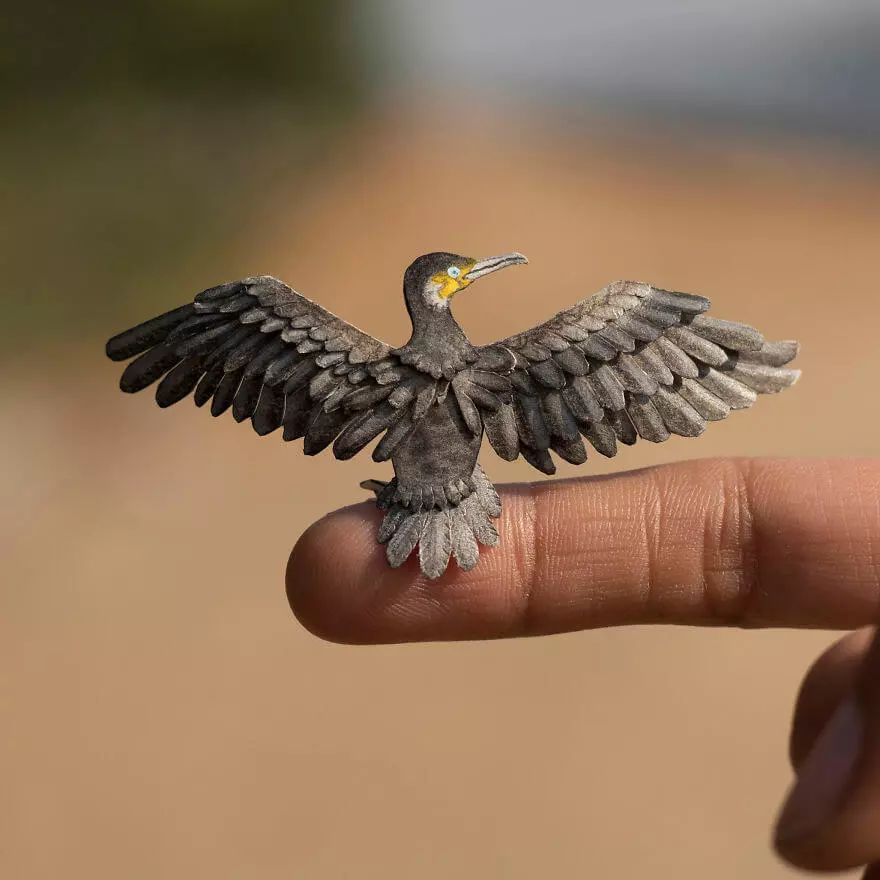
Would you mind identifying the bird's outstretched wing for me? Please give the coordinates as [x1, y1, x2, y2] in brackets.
[473, 281, 800, 474]
[106, 276, 436, 461]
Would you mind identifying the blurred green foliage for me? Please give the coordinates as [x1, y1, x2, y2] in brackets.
[1, 1, 366, 356]
[3, 1, 358, 103]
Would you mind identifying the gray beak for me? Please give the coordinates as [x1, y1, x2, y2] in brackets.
[465, 252, 528, 282]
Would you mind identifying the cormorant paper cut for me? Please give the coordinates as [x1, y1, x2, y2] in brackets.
[106, 252, 800, 578]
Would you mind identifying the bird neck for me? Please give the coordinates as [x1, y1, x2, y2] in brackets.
[405, 294, 470, 352]
[398, 289, 475, 376]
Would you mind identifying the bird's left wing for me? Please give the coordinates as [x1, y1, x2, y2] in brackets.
[106, 275, 433, 460]
[472, 281, 800, 474]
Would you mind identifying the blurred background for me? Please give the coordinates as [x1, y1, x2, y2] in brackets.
[2, 1, 879, 877]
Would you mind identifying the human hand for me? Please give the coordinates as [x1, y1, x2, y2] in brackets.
[287, 458, 880, 875]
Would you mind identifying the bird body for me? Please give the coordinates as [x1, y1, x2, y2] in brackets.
[107, 251, 800, 578]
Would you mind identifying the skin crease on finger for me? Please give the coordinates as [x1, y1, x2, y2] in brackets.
[286, 457, 880, 645]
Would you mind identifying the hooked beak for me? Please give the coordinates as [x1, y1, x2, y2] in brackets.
[465, 252, 528, 282]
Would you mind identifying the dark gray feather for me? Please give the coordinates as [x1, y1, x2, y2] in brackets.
[281, 358, 320, 395]
[553, 346, 589, 376]
[462, 380, 503, 412]
[165, 313, 229, 346]
[155, 356, 204, 408]
[650, 289, 710, 313]
[616, 313, 664, 342]
[106, 304, 194, 361]
[562, 378, 603, 425]
[210, 368, 243, 417]
[386, 511, 428, 568]
[309, 368, 340, 401]
[634, 347, 675, 385]
[482, 404, 519, 461]
[582, 420, 618, 457]
[449, 510, 479, 571]
[665, 326, 729, 367]
[678, 379, 730, 421]
[193, 362, 225, 408]
[597, 324, 636, 353]
[223, 332, 265, 372]
[172, 321, 238, 358]
[201, 325, 252, 370]
[251, 384, 285, 436]
[451, 382, 483, 436]
[552, 435, 587, 465]
[282, 386, 312, 441]
[241, 336, 287, 380]
[461, 493, 500, 544]
[580, 333, 618, 361]
[652, 386, 706, 437]
[627, 398, 670, 443]
[739, 340, 799, 367]
[528, 358, 566, 389]
[514, 395, 551, 450]
[412, 383, 437, 421]
[218, 293, 256, 314]
[688, 315, 764, 351]
[728, 362, 801, 394]
[607, 410, 637, 446]
[378, 506, 408, 544]
[264, 348, 302, 385]
[521, 445, 555, 475]
[541, 391, 579, 440]
[119, 345, 181, 393]
[419, 512, 452, 580]
[614, 354, 658, 395]
[232, 374, 263, 423]
[653, 336, 700, 379]
[303, 408, 350, 455]
[698, 368, 757, 409]
[344, 384, 394, 411]
[373, 414, 415, 462]
[588, 366, 626, 411]
[333, 404, 402, 461]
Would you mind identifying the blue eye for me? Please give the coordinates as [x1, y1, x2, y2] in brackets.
[447, 266, 461, 278]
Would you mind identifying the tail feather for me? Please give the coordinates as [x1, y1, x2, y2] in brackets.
[377, 506, 407, 543]
[369, 464, 501, 579]
[449, 508, 480, 571]
[460, 495, 500, 547]
[386, 511, 428, 569]
[419, 512, 452, 579]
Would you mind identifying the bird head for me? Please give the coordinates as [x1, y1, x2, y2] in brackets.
[404, 251, 528, 313]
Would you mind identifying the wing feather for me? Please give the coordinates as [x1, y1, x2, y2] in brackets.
[471, 280, 799, 474]
[106, 275, 439, 462]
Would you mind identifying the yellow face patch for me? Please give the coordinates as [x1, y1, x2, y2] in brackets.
[432, 260, 476, 299]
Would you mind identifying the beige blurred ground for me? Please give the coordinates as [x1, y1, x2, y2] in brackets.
[2, 109, 879, 878]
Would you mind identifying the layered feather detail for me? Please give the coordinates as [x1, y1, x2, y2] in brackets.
[106, 276, 457, 461]
[368, 464, 501, 579]
[474, 281, 800, 474]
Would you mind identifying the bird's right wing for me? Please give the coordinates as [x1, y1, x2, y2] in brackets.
[473, 281, 800, 474]
[106, 275, 437, 461]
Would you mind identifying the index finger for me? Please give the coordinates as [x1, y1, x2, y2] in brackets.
[286, 458, 880, 644]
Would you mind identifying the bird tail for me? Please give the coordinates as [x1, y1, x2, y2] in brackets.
[362, 465, 501, 579]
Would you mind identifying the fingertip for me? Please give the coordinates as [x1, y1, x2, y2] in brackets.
[285, 458, 880, 644]
[286, 502, 391, 644]
[285, 494, 534, 644]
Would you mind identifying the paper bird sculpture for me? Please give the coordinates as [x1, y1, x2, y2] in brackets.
[106, 252, 799, 578]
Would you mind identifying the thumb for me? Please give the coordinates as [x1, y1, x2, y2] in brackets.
[775, 627, 880, 871]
